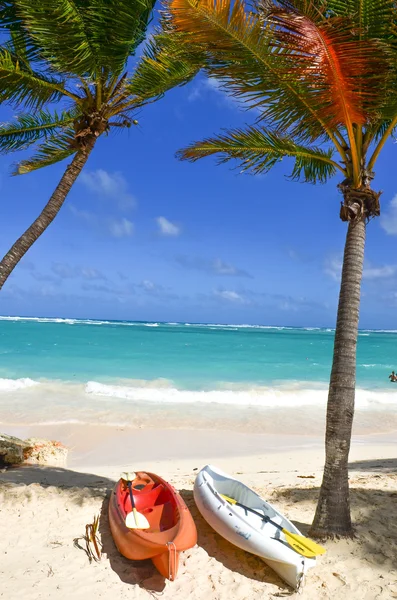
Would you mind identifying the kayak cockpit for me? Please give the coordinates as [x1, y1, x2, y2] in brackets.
[119, 476, 180, 533]
[203, 465, 291, 533]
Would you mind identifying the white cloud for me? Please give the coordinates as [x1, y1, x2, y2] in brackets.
[51, 263, 107, 280]
[279, 300, 299, 312]
[206, 78, 223, 92]
[52, 262, 75, 279]
[187, 87, 201, 102]
[69, 205, 133, 238]
[82, 282, 118, 295]
[325, 255, 395, 281]
[187, 77, 239, 109]
[214, 289, 247, 303]
[156, 216, 180, 237]
[108, 218, 134, 238]
[31, 271, 58, 283]
[79, 169, 136, 210]
[79, 267, 106, 281]
[141, 279, 156, 291]
[176, 255, 252, 278]
[136, 280, 179, 300]
[363, 265, 395, 279]
[69, 204, 98, 225]
[380, 195, 397, 235]
[324, 256, 342, 281]
[212, 258, 242, 276]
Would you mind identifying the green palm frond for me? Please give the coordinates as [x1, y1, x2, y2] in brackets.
[10, 0, 156, 78]
[11, 0, 99, 76]
[84, 0, 157, 76]
[177, 126, 344, 183]
[0, 48, 71, 109]
[325, 0, 396, 39]
[119, 31, 203, 110]
[14, 127, 76, 175]
[0, 109, 80, 153]
[5, 29, 34, 72]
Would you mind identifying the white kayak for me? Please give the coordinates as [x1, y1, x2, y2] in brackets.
[194, 464, 317, 590]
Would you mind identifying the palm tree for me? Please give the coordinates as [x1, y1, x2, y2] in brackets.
[165, 0, 394, 536]
[0, 0, 200, 288]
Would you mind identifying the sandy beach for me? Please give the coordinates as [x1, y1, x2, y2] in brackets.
[1, 424, 397, 599]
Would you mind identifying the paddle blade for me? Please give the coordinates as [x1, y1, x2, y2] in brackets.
[121, 471, 136, 482]
[282, 529, 326, 558]
[220, 494, 237, 504]
[125, 508, 150, 530]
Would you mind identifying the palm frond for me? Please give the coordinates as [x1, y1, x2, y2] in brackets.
[167, 0, 340, 144]
[10, 0, 157, 78]
[118, 30, 203, 110]
[269, 4, 388, 128]
[177, 126, 343, 183]
[0, 48, 71, 109]
[84, 0, 157, 76]
[11, 0, 99, 76]
[366, 119, 396, 143]
[0, 109, 80, 153]
[325, 0, 396, 39]
[14, 127, 76, 175]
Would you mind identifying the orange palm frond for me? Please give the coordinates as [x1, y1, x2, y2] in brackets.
[168, 0, 346, 152]
[269, 6, 385, 128]
[268, 3, 389, 183]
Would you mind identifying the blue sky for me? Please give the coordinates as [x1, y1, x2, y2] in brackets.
[0, 38, 397, 327]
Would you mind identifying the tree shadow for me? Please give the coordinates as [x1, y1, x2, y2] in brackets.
[272, 484, 397, 571]
[0, 464, 166, 593]
[179, 489, 288, 591]
[0, 463, 115, 497]
[348, 457, 397, 473]
[98, 495, 166, 593]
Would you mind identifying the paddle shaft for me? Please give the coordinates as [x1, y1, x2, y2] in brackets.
[127, 481, 136, 511]
[232, 500, 284, 532]
[219, 493, 325, 558]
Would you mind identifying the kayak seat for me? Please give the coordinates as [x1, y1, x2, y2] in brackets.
[232, 503, 283, 532]
[145, 501, 175, 532]
[124, 484, 164, 512]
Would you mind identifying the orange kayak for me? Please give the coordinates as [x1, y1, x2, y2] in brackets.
[108, 471, 197, 580]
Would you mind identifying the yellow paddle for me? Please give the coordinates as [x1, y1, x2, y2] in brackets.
[121, 472, 150, 530]
[220, 494, 325, 559]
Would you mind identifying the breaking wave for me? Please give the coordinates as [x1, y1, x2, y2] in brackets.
[85, 380, 396, 409]
[0, 377, 40, 391]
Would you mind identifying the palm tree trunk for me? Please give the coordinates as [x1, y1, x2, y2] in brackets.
[0, 136, 96, 290]
[310, 216, 366, 538]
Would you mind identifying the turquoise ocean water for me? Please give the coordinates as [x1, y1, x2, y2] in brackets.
[0, 316, 396, 427]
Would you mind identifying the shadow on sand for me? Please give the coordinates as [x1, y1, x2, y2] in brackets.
[0, 464, 290, 592]
[179, 488, 287, 589]
[3, 461, 396, 591]
[272, 482, 397, 571]
[98, 495, 167, 593]
[348, 457, 397, 473]
[0, 464, 166, 593]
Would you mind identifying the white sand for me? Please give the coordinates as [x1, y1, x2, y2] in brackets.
[1, 426, 397, 599]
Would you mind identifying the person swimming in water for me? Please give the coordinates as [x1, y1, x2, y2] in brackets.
[389, 371, 397, 382]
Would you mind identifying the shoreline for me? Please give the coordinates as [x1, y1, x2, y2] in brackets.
[2, 422, 397, 468]
[2, 397, 397, 437]
[1, 429, 396, 599]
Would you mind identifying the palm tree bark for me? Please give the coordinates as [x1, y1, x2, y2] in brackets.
[310, 216, 366, 538]
[0, 136, 96, 290]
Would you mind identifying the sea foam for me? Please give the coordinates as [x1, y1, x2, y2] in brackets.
[0, 377, 40, 391]
[85, 380, 396, 409]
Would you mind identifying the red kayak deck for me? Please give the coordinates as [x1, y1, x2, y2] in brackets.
[109, 471, 197, 580]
